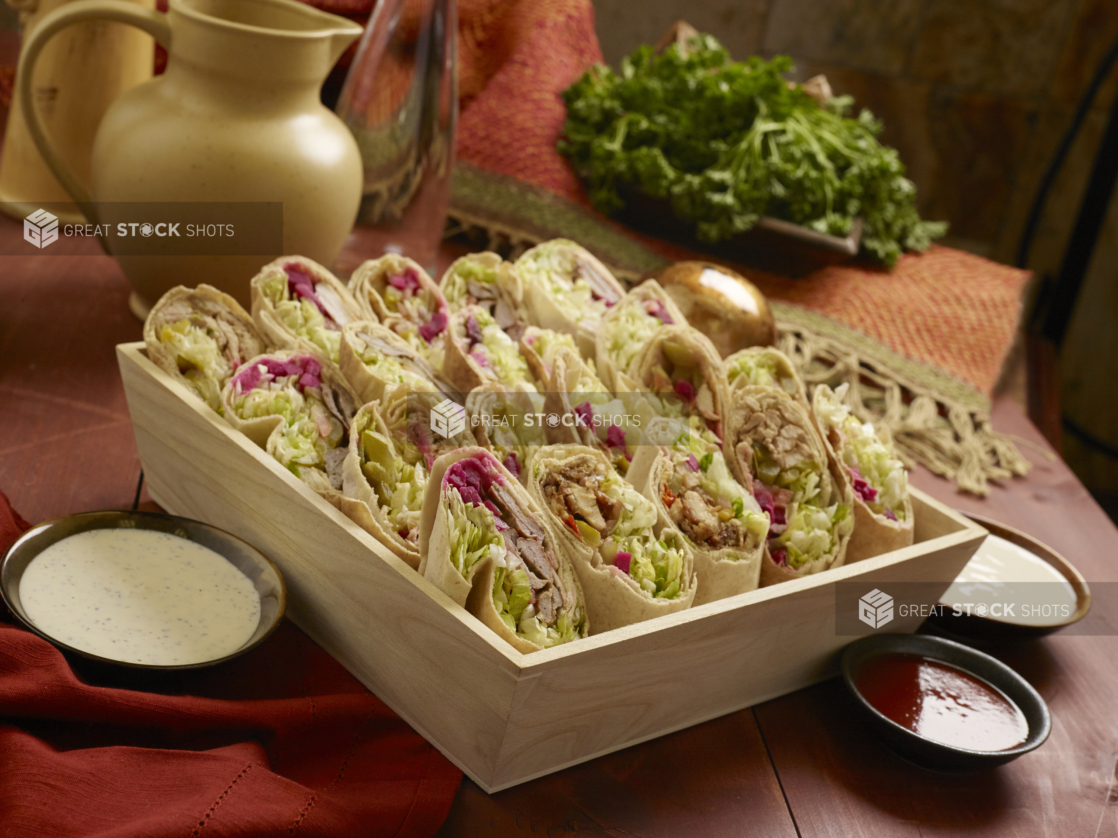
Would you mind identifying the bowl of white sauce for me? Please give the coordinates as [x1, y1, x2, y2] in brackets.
[1, 511, 285, 669]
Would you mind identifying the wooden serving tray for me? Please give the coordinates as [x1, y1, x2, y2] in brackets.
[117, 342, 986, 792]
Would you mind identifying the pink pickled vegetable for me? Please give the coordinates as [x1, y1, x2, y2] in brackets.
[464, 314, 483, 347]
[419, 306, 448, 342]
[686, 454, 700, 471]
[388, 268, 422, 295]
[503, 452, 521, 478]
[645, 299, 674, 325]
[770, 546, 789, 567]
[674, 379, 695, 401]
[574, 401, 593, 428]
[613, 551, 632, 574]
[285, 264, 332, 321]
[848, 465, 878, 503]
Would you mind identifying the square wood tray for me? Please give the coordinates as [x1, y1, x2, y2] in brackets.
[117, 342, 986, 792]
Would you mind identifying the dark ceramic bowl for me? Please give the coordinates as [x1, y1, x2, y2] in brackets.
[841, 634, 1050, 772]
[1, 510, 285, 670]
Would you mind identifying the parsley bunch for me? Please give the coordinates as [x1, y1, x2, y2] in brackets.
[558, 36, 947, 267]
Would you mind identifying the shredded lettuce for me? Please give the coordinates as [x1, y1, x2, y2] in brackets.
[726, 352, 800, 395]
[360, 427, 427, 541]
[604, 301, 663, 375]
[516, 239, 613, 326]
[442, 258, 497, 310]
[159, 319, 230, 413]
[596, 474, 686, 598]
[261, 275, 342, 363]
[447, 487, 506, 577]
[462, 309, 533, 387]
[356, 341, 435, 393]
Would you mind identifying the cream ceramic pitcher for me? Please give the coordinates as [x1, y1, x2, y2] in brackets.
[18, 0, 364, 316]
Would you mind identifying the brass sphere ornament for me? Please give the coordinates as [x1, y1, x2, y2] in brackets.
[643, 261, 776, 357]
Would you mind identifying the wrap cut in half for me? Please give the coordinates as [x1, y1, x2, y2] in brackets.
[519, 326, 582, 384]
[812, 384, 914, 562]
[443, 305, 539, 393]
[340, 400, 427, 569]
[526, 445, 697, 634]
[221, 350, 359, 500]
[726, 386, 854, 586]
[629, 325, 728, 441]
[541, 346, 645, 474]
[250, 256, 365, 368]
[348, 254, 450, 343]
[627, 418, 769, 605]
[724, 346, 806, 404]
[515, 239, 626, 358]
[465, 383, 546, 482]
[596, 280, 688, 394]
[339, 319, 456, 406]
[418, 447, 589, 653]
[440, 252, 529, 339]
[143, 284, 268, 415]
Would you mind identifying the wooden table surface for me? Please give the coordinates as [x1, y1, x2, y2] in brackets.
[2, 216, 1116, 838]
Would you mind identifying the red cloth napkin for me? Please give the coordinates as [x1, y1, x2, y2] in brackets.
[0, 491, 462, 838]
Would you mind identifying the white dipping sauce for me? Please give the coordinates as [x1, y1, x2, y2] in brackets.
[20, 528, 261, 665]
[941, 534, 1079, 626]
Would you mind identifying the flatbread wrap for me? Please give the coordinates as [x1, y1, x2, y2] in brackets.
[250, 256, 364, 367]
[812, 384, 913, 562]
[526, 445, 697, 633]
[726, 386, 854, 585]
[465, 384, 547, 481]
[596, 280, 687, 393]
[222, 350, 358, 498]
[515, 239, 626, 357]
[519, 326, 583, 384]
[339, 319, 455, 406]
[440, 252, 528, 338]
[629, 325, 728, 440]
[143, 284, 267, 414]
[418, 447, 589, 652]
[627, 418, 769, 605]
[443, 305, 539, 393]
[348, 254, 450, 342]
[724, 347, 806, 403]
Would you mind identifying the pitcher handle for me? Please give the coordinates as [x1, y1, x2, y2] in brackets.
[17, 0, 171, 225]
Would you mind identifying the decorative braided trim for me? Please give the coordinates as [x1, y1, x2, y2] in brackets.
[448, 163, 1031, 495]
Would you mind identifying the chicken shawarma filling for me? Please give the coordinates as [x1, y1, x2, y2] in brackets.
[230, 355, 356, 491]
[260, 263, 355, 363]
[157, 302, 261, 413]
[660, 434, 770, 555]
[353, 330, 455, 398]
[540, 457, 687, 599]
[457, 309, 535, 388]
[445, 456, 584, 647]
[442, 259, 523, 335]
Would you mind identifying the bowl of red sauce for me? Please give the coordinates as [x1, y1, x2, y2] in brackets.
[841, 634, 1050, 771]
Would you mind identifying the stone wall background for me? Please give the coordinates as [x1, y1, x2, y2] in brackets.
[593, 0, 1118, 508]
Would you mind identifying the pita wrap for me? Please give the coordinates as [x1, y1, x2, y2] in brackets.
[143, 284, 267, 415]
[443, 305, 538, 393]
[339, 401, 426, 569]
[221, 350, 359, 502]
[348, 254, 450, 339]
[812, 384, 913, 562]
[526, 445, 697, 634]
[726, 386, 854, 586]
[519, 326, 582, 384]
[418, 447, 588, 652]
[515, 239, 626, 358]
[596, 280, 688, 393]
[250, 256, 365, 368]
[724, 347, 806, 404]
[627, 418, 768, 605]
[440, 252, 529, 339]
[339, 319, 456, 406]
[629, 325, 729, 441]
[465, 384, 546, 481]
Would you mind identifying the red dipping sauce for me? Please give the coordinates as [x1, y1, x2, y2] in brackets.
[854, 653, 1029, 752]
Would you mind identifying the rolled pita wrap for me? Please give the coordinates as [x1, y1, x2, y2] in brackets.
[812, 384, 913, 561]
[515, 239, 626, 358]
[726, 386, 854, 586]
[519, 326, 582, 384]
[629, 325, 728, 440]
[443, 305, 539, 393]
[348, 254, 450, 341]
[526, 445, 697, 633]
[596, 280, 687, 393]
[250, 256, 365, 367]
[440, 252, 529, 339]
[143, 284, 267, 415]
[465, 384, 547, 481]
[379, 314, 449, 375]
[339, 319, 456, 406]
[418, 447, 589, 652]
[340, 401, 427, 569]
[724, 347, 806, 403]
[627, 418, 769, 605]
[221, 350, 358, 499]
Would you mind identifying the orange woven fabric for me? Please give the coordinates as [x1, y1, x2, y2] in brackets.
[451, 0, 1029, 398]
